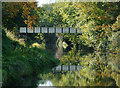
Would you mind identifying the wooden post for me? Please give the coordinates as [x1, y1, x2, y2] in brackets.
[75, 65, 77, 70]
[47, 27, 49, 33]
[68, 65, 70, 71]
[61, 65, 63, 71]
[40, 27, 41, 33]
[62, 27, 63, 33]
[69, 28, 70, 33]
[76, 28, 77, 33]
[26, 26, 28, 41]
[55, 27, 56, 33]
[32, 27, 34, 33]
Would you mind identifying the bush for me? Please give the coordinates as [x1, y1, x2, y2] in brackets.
[2, 29, 59, 87]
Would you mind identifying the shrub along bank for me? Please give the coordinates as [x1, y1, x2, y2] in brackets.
[2, 29, 59, 87]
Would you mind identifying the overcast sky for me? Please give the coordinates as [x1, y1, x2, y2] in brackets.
[36, 0, 56, 7]
[36, 0, 119, 6]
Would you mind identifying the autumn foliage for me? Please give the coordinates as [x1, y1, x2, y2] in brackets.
[2, 1, 40, 30]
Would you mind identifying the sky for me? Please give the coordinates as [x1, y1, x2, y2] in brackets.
[36, 0, 56, 7]
[36, 0, 119, 6]
[36, 0, 119, 7]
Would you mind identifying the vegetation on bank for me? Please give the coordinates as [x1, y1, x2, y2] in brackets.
[2, 29, 59, 87]
[38, 2, 120, 87]
[2, 1, 120, 87]
[2, 2, 60, 87]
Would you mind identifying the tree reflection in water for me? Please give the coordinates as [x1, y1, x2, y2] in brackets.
[40, 52, 120, 87]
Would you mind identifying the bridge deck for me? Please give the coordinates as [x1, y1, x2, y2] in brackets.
[20, 27, 82, 33]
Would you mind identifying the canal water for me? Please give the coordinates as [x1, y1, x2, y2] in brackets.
[37, 34, 120, 87]
[37, 52, 120, 87]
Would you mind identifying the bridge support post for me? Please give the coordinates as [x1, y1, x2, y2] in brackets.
[61, 65, 63, 72]
[75, 65, 77, 70]
[68, 65, 70, 71]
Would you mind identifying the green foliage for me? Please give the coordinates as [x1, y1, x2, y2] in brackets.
[2, 29, 59, 87]
[2, 1, 120, 87]
[39, 2, 120, 52]
[37, 2, 120, 87]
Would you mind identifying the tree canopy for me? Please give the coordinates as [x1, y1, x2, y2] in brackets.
[2, 2, 40, 30]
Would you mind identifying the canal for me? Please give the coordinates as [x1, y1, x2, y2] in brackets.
[36, 33, 120, 87]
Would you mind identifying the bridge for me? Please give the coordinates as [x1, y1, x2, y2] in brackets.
[19, 27, 83, 67]
[52, 65, 82, 73]
[19, 27, 83, 59]
[20, 27, 82, 34]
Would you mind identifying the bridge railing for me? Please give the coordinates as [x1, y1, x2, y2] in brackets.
[52, 65, 82, 73]
[20, 27, 82, 34]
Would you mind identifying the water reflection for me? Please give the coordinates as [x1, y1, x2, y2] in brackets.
[38, 80, 53, 86]
[39, 52, 120, 87]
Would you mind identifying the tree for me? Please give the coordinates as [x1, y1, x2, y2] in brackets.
[49, 2, 120, 51]
[2, 1, 40, 30]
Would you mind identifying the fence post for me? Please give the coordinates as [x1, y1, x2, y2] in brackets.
[68, 65, 70, 71]
[61, 65, 63, 71]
